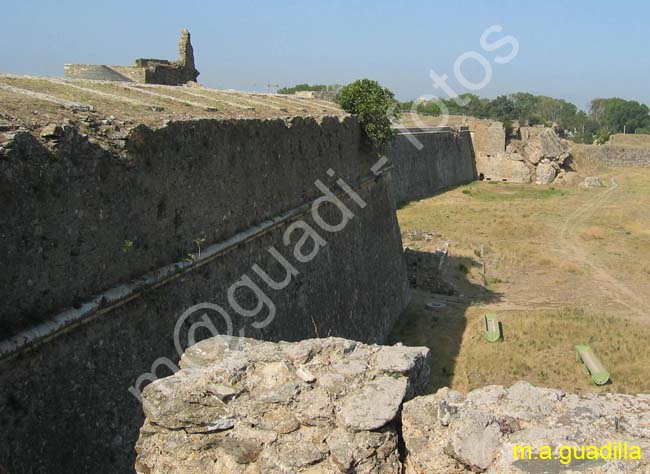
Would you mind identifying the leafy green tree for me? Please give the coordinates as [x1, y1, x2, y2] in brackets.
[556, 100, 579, 129]
[398, 100, 414, 112]
[452, 93, 489, 118]
[510, 92, 540, 123]
[531, 96, 578, 128]
[590, 98, 650, 133]
[487, 95, 515, 122]
[416, 100, 442, 116]
[336, 79, 397, 148]
[573, 111, 600, 143]
[403, 94, 489, 118]
[395, 92, 650, 142]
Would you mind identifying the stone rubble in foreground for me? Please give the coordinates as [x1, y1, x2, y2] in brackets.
[135, 336, 650, 473]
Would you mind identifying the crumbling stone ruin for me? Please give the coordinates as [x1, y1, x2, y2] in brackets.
[403, 381, 650, 473]
[136, 335, 650, 473]
[136, 336, 430, 473]
[64, 29, 200, 85]
[403, 247, 455, 295]
[475, 125, 574, 185]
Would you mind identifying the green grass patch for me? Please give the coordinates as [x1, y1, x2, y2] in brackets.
[462, 183, 567, 201]
[389, 299, 650, 395]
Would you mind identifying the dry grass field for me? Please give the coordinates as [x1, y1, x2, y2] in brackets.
[389, 164, 650, 395]
[0, 74, 343, 130]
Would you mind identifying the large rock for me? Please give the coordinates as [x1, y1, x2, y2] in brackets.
[580, 176, 605, 188]
[135, 336, 430, 473]
[487, 127, 572, 185]
[475, 152, 533, 183]
[402, 381, 650, 473]
[520, 127, 570, 162]
[402, 388, 467, 474]
[136, 337, 650, 474]
[535, 160, 557, 185]
[338, 375, 408, 431]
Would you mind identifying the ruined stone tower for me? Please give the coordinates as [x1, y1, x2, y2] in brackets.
[173, 28, 199, 83]
[64, 29, 200, 85]
[177, 29, 195, 71]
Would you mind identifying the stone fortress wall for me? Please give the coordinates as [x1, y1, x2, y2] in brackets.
[385, 127, 477, 204]
[4, 97, 648, 473]
[469, 118, 506, 156]
[571, 142, 650, 167]
[9, 33, 650, 470]
[472, 123, 650, 185]
[1, 116, 403, 336]
[0, 115, 410, 473]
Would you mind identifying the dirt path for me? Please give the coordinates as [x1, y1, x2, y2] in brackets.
[457, 176, 650, 319]
[557, 177, 650, 319]
[394, 172, 650, 394]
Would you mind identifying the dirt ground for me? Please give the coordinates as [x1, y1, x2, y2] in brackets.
[389, 164, 650, 395]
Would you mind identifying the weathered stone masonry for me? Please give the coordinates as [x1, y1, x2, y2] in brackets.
[572, 142, 650, 167]
[134, 336, 650, 474]
[1, 116, 392, 335]
[0, 116, 409, 474]
[385, 127, 477, 205]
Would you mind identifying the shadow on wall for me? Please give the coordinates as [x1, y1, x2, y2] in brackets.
[387, 253, 501, 393]
[386, 129, 478, 207]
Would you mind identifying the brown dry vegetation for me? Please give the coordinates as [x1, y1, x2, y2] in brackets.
[389, 166, 650, 395]
[608, 133, 650, 148]
[0, 74, 343, 130]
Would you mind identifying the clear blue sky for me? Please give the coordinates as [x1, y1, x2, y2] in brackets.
[2, 0, 648, 110]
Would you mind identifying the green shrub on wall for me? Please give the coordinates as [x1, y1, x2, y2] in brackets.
[336, 79, 397, 149]
[594, 127, 611, 144]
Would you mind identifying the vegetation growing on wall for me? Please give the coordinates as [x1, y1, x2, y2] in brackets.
[336, 79, 398, 148]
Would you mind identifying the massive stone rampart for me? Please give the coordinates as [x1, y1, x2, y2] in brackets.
[571, 142, 650, 167]
[469, 119, 505, 156]
[0, 116, 409, 473]
[385, 128, 477, 204]
[1, 116, 384, 334]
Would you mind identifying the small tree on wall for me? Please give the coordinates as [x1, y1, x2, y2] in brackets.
[336, 79, 397, 149]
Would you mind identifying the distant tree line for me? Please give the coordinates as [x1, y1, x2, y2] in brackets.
[398, 93, 650, 143]
[280, 81, 650, 145]
[277, 83, 342, 95]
